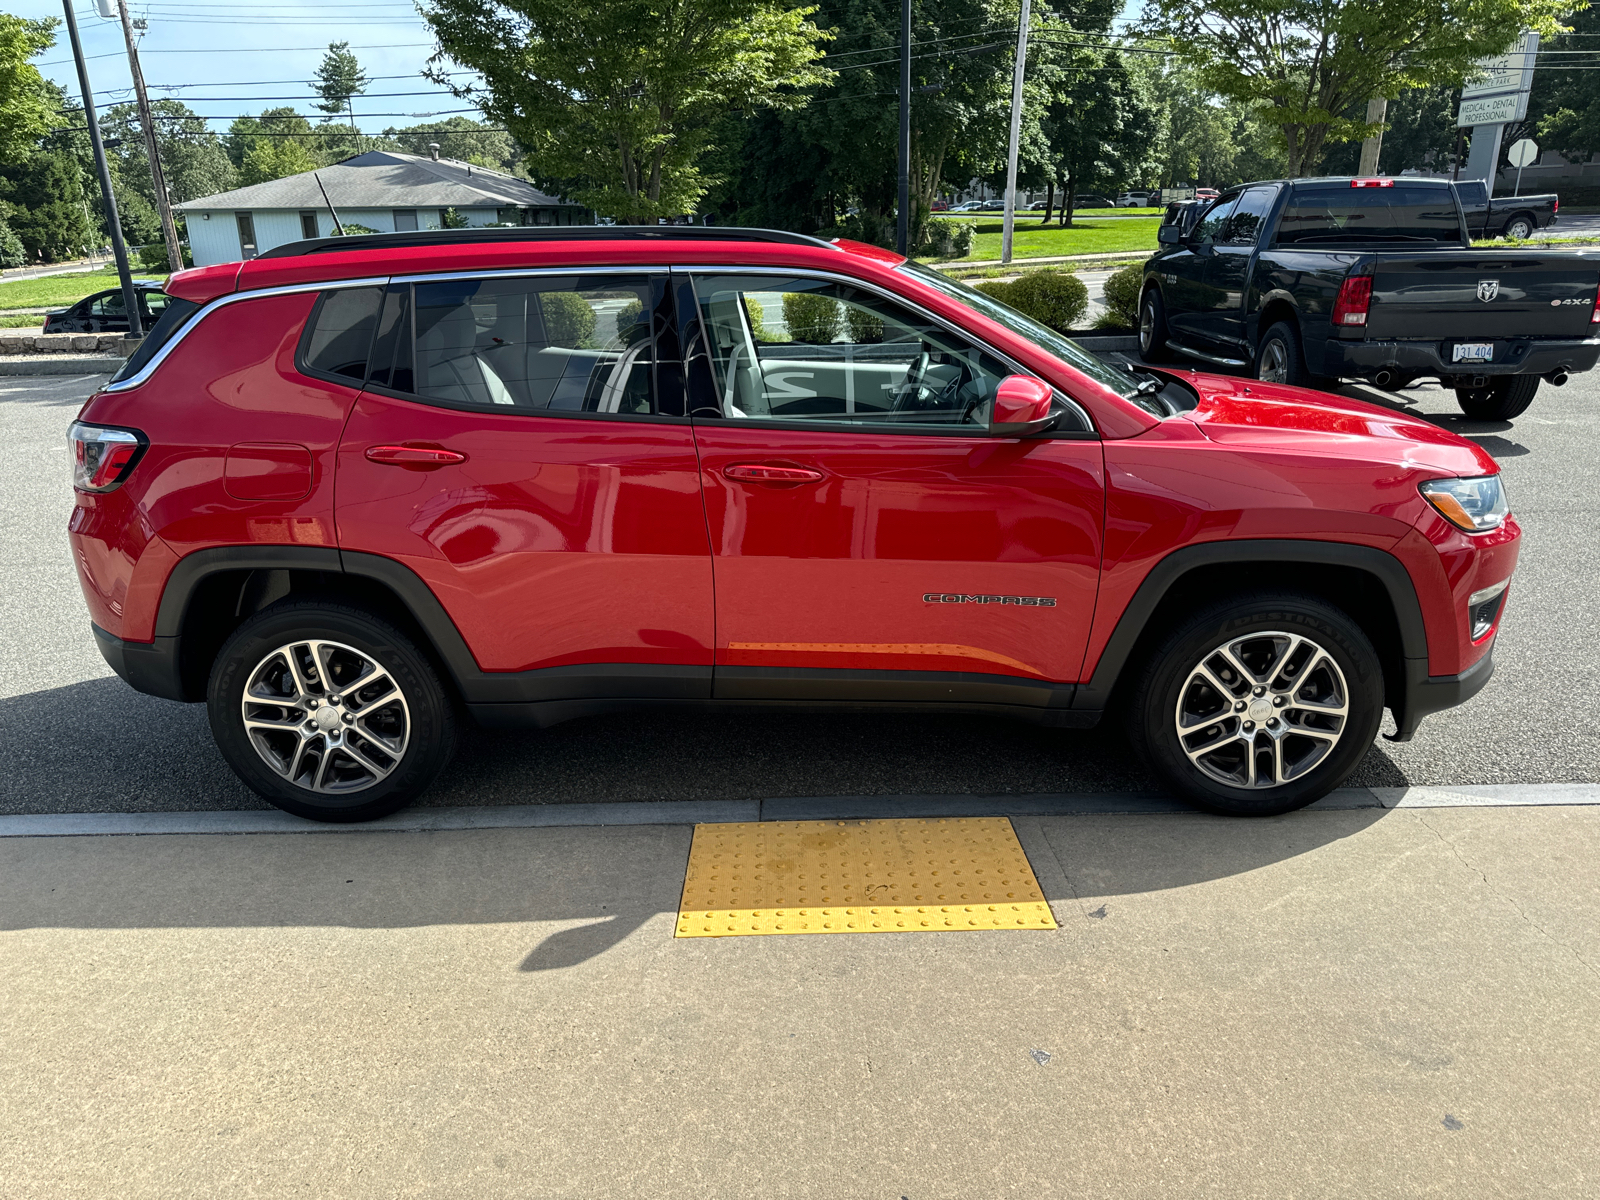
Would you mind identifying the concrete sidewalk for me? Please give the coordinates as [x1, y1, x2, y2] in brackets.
[4, 804, 1597, 1197]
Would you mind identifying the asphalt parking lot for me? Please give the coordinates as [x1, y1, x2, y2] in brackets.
[3, 364, 1596, 815]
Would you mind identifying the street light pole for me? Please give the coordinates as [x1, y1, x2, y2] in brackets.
[113, 0, 183, 273]
[897, 0, 910, 256]
[60, 0, 143, 338]
[1000, 0, 1032, 265]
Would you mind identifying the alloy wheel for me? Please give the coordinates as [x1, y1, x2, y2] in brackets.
[1173, 629, 1349, 789]
[240, 639, 410, 793]
[1258, 339, 1289, 384]
[1139, 298, 1156, 351]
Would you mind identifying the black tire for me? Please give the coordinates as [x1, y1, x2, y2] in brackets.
[1255, 320, 1313, 387]
[1138, 287, 1171, 361]
[1454, 375, 1538, 421]
[208, 599, 457, 822]
[1125, 592, 1384, 817]
[1503, 215, 1535, 241]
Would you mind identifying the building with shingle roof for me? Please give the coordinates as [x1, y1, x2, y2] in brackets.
[176, 149, 589, 265]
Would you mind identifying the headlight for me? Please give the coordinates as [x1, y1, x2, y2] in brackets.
[1419, 474, 1508, 532]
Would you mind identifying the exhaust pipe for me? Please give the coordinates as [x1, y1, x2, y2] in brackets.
[1372, 366, 1403, 389]
[1545, 369, 1569, 387]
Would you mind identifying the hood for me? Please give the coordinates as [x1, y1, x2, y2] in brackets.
[1177, 373, 1499, 477]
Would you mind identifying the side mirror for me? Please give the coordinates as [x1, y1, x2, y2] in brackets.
[1157, 224, 1181, 246]
[991, 375, 1059, 437]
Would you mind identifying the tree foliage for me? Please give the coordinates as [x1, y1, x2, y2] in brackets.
[100, 101, 237, 206]
[1139, 0, 1571, 176]
[1039, 46, 1157, 223]
[0, 149, 91, 262]
[382, 116, 518, 170]
[1533, 3, 1600, 162]
[420, 0, 833, 220]
[0, 14, 54, 163]
[314, 42, 369, 122]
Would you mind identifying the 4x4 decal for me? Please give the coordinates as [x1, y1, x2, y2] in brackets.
[923, 593, 1057, 607]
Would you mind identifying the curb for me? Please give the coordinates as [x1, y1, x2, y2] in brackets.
[0, 357, 122, 376]
[2, 783, 1595, 838]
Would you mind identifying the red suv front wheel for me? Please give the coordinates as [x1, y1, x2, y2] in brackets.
[1127, 593, 1385, 815]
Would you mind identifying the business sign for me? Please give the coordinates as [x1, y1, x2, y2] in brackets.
[1458, 91, 1530, 128]
[1461, 32, 1539, 100]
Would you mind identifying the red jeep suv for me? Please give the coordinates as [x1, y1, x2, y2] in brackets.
[68, 227, 1518, 822]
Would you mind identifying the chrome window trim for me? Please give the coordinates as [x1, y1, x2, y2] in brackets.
[393, 266, 671, 286]
[674, 263, 1098, 435]
[103, 275, 391, 393]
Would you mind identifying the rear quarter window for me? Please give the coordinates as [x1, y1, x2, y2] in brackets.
[297, 287, 385, 383]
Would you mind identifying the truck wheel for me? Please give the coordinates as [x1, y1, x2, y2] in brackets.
[1138, 288, 1170, 361]
[1455, 375, 1538, 421]
[207, 599, 458, 823]
[1255, 321, 1311, 387]
[1126, 592, 1384, 816]
[1503, 215, 1535, 241]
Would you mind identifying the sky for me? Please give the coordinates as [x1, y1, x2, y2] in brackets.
[17, 0, 1146, 140]
[17, 0, 477, 136]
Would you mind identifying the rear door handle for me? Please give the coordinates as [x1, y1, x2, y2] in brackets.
[723, 463, 825, 484]
[365, 444, 468, 467]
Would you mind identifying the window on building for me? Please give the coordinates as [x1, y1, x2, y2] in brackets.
[236, 212, 258, 259]
[299, 210, 320, 240]
[535, 209, 554, 225]
[393, 209, 418, 232]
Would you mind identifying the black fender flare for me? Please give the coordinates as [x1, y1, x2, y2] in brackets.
[1071, 538, 1430, 714]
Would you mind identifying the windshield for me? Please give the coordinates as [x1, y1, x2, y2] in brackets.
[899, 260, 1165, 414]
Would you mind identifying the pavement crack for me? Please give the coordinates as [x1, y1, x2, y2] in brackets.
[1415, 811, 1600, 986]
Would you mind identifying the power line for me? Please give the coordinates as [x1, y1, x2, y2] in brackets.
[40, 41, 435, 65]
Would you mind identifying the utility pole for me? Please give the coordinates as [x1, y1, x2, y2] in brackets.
[111, 0, 183, 272]
[1000, 0, 1032, 264]
[1357, 97, 1389, 175]
[61, 0, 142, 337]
[896, 0, 910, 256]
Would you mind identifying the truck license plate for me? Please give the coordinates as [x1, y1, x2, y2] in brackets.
[1452, 343, 1495, 363]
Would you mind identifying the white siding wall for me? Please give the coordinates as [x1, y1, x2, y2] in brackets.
[185, 212, 240, 266]
[184, 205, 509, 265]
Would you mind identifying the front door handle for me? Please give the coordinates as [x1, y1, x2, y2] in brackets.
[722, 463, 825, 484]
[365, 444, 468, 467]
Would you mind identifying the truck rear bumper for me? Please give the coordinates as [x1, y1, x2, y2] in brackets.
[1325, 337, 1600, 382]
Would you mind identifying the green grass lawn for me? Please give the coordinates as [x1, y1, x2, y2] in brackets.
[0, 266, 165, 312]
[922, 216, 1161, 263]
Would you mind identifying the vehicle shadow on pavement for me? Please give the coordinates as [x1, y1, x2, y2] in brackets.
[0, 805, 1395, 972]
[3, 676, 1414, 814]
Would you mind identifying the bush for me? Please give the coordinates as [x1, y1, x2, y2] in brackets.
[540, 291, 597, 347]
[974, 279, 1014, 304]
[1004, 269, 1089, 332]
[845, 304, 884, 343]
[1101, 262, 1144, 328]
[135, 242, 191, 271]
[743, 295, 789, 342]
[782, 291, 841, 342]
[615, 298, 645, 343]
[920, 218, 976, 260]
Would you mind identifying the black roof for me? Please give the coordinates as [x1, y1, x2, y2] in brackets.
[258, 224, 840, 259]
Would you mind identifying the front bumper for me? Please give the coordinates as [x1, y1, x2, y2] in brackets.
[1323, 337, 1600, 383]
[1386, 648, 1495, 742]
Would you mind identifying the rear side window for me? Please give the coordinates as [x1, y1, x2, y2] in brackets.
[110, 296, 201, 383]
[1275, 187, 1463, 245]
[299, 287, 384, 382]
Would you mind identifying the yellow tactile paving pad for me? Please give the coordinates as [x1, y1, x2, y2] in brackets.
[675, 817, 1058, 938]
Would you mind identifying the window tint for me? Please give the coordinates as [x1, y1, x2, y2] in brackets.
[1192, 195, 1238, 245]
[1275, 186, 1463, 244]
[689, 273, 1020, 429]
[89, 292, 125, 317]
[143, 292, 170, 318]
[1220, 187, 1277, 246]
[300, 287, 384, 382]
[398, 274, 661, 415]
[109, 296, 201, 383]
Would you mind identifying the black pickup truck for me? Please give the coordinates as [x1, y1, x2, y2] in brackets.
[1138, 177, 1600, 419]
[1453, 179, 1560, 241]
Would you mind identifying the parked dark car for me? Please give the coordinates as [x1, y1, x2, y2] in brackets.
[42, 282, 170, 334]
[1139, 176, 1600, 420]
[1451, 180, 1559, 241]
[1072, 193, 1114, 209]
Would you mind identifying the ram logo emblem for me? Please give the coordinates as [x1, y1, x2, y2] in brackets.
[1477, 279, 1500, 303]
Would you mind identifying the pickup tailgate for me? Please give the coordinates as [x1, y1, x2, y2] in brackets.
[1366, 251, 1600, 339]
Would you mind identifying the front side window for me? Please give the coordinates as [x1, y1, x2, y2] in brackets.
[376, 274, 664, 415]
[89, 291, 126, 318]
[688, 273, 1023, 429]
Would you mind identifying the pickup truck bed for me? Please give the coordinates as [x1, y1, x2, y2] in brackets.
[1140, 177, 1600, 420]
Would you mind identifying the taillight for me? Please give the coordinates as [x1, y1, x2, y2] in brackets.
[1554, 197, 1560, 214]
[1351, 178, 1394, 187]
[1591, 276, 1599, 324]
[69, 422, 145, 492]
[1332, 274, 1374, 328]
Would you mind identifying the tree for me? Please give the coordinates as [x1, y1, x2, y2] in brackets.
[1041, 48, 1158, 225]
[1138, 0, 1570, 177]
[101, 101, 236, 206]
[382, 116, 517, 171]
[419, 0, 833, 220]
[229, 109, 328, 182]
[0, 14, 54, 163]
[0, 149, 92, 262]
[242, 137, 321, 185]
[1532, 3, 1600, 163]
[313, 42, 368, 136]
[1131, 57, 1239, 188]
